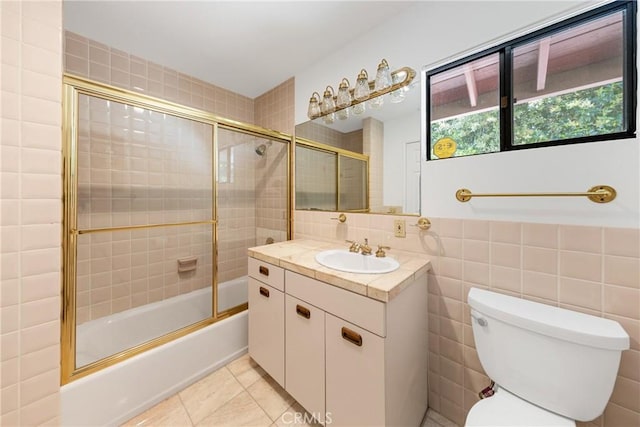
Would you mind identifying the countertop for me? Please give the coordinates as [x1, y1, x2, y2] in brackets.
[247, 239, 431, 302]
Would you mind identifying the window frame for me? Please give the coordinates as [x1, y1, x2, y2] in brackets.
[425, 0, 637, 160]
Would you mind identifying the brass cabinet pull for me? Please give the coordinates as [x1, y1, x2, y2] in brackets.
[296, 304, 311, 319]
[259, 266, 269, 276]
[341, 327, 362, 347]
[259, 286, 270, 298]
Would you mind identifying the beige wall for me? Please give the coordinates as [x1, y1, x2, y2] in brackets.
[294, 211, 640, 427]
[1, 1, 63, 424]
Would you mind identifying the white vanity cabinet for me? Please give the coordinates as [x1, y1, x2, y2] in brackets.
[247, 258, 285, 387]
[285, 294, 325, 421]
[248, 255, 429, 426]
[325, 312, 386, 426]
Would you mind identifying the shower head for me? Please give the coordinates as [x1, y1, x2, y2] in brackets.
[255, 141, 272, 156]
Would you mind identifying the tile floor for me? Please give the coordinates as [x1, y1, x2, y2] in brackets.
[123, 353, 457, 427]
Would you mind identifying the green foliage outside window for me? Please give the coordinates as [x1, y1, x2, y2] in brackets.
[430, 82, 624, 158]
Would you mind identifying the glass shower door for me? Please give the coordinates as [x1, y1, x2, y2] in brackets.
[73, 94, 214, 368]
[216, 127, 290, 313]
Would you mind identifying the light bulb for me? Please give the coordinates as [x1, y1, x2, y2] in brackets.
[353, 69, 370, 101]
[374, 59, 392, 92]
[321, 86, 336, 115]
[389, 72, 406, 103]
[352, 102, 365, 115]
[336, 78, 352, 109]
[322, 112, 335, 124]
[307, 92, 321, 119]
[369, 96, 383, 109]
[336, 78, 351, 120]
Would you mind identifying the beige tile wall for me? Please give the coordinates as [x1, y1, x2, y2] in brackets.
[65, 31, 291, 314]
[254, 79, 292, 247]
[295, 146, 337, 211]
[75, 94, 214, 323]
[255, 77, 294, 135]
[296, 120, 363, 153]
[294, 211, 640, 426]
[363, 117, 383, 212]
[1, 1, 63, 424]
[64, 31, 254, 123]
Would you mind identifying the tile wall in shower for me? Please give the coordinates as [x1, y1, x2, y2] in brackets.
[65, 31, 292, 320]
[75, 94, 214, 323]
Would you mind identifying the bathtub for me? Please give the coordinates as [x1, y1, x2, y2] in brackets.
[62, 277, 248, 426]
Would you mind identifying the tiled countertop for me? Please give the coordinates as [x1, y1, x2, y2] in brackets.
[247, 239, 431, 302]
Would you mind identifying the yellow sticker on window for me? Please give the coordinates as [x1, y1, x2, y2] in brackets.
[433, 137, 457, 158]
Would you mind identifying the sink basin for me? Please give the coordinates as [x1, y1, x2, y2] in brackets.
[315, 249, 400, 274]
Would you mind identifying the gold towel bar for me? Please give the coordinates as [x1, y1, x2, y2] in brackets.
[455, 185, 616, 204]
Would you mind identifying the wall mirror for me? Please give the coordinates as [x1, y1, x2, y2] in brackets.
[295, 76, 421, 216]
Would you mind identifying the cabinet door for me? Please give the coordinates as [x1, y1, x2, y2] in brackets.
[285, 295, 326, 423]
[248, 278, 284, 387]
[325, 313, 385, 427]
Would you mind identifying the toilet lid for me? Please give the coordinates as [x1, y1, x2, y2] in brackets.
[465, 387, 575, 427]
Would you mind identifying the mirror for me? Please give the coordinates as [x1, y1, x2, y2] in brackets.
[295, 79, 421, 216]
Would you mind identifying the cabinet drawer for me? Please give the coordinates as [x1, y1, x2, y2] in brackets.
[286, 271, 385, 337]
[248, 278, 284, 387]
[285, 295, 325, 422]
[325, 313, 385, 426]
[248, 257, 284, 291]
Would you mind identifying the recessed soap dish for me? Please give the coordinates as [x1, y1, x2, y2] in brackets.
[177, 256, 198, 273]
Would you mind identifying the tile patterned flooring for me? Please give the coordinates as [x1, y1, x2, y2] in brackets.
[123, 353, 457, 427]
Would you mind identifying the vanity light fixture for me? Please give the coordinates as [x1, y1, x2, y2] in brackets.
[307, 59, 416, 121]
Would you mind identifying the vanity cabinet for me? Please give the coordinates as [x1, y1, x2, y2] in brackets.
[247, 258, 285, 387]
[285, 295, 325, 420]
[248, 256, 429, 426]
[325, 312, 385, 426]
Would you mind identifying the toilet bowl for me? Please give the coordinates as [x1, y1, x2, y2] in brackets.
[466, 386, 574, 426]
[464, 288, 629, 427]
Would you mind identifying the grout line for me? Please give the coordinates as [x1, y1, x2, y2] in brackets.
[176, 392, 196, 427]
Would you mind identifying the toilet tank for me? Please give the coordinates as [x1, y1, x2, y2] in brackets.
[468, 288, 629, 422]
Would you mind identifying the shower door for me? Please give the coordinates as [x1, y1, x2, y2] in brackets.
[62, 75, 293, 384]
[216, 127, 290, 313]
[69, 91, 215, 371]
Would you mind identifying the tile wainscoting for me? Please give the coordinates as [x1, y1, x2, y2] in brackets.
[294, 210, 640, 426]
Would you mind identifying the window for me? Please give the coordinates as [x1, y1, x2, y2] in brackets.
[426, 1, 636, 160]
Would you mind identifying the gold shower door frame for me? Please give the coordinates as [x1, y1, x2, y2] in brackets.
[61, 75, 293, 385]
[295, 137, 370, 213]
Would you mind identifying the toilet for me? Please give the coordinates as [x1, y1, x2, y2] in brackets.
[465, 288, 630, 426]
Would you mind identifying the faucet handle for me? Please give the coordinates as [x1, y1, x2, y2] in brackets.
[331, 213, 347, 223]
[345, 240, 360, 252]
[376, 245, 391, 258]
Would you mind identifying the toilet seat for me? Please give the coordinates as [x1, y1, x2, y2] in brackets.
[465, 387, 575, 427]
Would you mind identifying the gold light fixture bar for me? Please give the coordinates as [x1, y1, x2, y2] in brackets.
[309, 66, 416, 120]
[455, 185, 617, 204]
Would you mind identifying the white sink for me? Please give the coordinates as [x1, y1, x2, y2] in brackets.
[315, 249, 400, 274]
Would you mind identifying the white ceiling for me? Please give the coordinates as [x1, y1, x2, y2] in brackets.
[63, 1, 417, 98]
